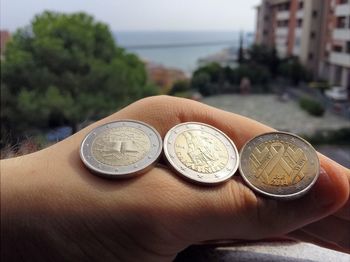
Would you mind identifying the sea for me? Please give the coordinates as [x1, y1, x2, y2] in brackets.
[114, 31, 253, 74]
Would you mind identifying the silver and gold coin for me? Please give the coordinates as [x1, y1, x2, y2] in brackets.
[163, 122, 240, 185]
[80, 120, 162, 178]
[239, 132, 320, 200]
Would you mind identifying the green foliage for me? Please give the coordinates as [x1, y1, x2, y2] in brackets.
[309, 81, 330, 93]
[235, 64, 271, 86]
[168, 80, 190, 96]
[191, 62, 271, 96]
[191, 45, 312, 97]
[17, 86, 75, 127]
[278, 57, 311, 85]
[248, 45, 311, 85]
[299, 97, 325, 117]
[247, 45, 280, 77]
[304, 128, 350, 145]
[237, 32, 245, 64]
[191, 71, 213, 96]
[1, 11, 158, 144]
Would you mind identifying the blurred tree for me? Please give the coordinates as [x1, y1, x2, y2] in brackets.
[192, 63, 227, 96]
[278, 57, 311, 85]
[191, 62, 271, 96]
[1, 11, 158, 143]
[237, 31, 245, 64]
[247, 45, 280, 77]
[191, 71, 212, 96]
[168, 80, 190, 96]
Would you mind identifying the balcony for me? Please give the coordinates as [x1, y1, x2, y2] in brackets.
[335, 3, 350, 16]
[292, 46, 300, 56]
[295, 28, 302, 37]
[275, 38, 287, 46]
[333, 29, 350, 41]
[276, 45, 288, 58]
[330, 52, 350, 67]
[276, 10, 290, 20]
[296, 10, 303, 19]
[275, 28, 289, 36]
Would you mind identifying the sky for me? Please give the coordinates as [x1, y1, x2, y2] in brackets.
[1, 0, 260, 32]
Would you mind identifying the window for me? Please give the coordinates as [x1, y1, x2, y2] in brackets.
[334, 65, 342, 85]
[297, 19, 303, 27]
[277, 20, 289, 27]
[298, 1, 304, 9]
[346, 42, 350, 54]
[308, 53, 313, 60]
[333, 45, 343, 52]
[312, 10, 318, 18]
[310, 31, 316, 39]
[277, 2, 290, 11]
[336, 16, 346, 28]
[339, 0, 348, 4]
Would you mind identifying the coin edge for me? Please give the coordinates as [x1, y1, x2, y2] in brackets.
[80, 120, 163, 178]
[163, 122, 240, 185]
[238, 131, 320, 200]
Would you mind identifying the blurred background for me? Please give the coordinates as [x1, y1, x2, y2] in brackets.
[1, 0, 349, 169]
[1, 1, 350, 260]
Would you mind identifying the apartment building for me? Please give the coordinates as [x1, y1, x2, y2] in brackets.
[319, 0, 350, 89]
[255, 0, 350, 90]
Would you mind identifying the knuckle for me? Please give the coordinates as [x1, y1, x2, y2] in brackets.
[254, 198, 295, 237]
[137, 95, 177, 108]
[222, 180, 295, 238]
[222, 180, 260, 222]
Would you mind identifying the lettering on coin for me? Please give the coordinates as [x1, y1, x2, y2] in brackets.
[174, 130, 228, 173]
[91, 127, 151, 166]
[249, 141, 307, 186]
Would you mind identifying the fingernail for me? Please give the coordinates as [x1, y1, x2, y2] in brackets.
[313, 167, 335, 207]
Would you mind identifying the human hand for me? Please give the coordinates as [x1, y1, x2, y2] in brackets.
[1, 96, 349, 261]
[288, 163, 350, 253]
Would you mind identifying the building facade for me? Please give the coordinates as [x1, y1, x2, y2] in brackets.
[0, 30, 11, 60]
[319, 0, 350, 89]
[255, 0, 350, 90]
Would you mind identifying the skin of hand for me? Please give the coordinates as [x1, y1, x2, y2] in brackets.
[1, 96, 349, 262]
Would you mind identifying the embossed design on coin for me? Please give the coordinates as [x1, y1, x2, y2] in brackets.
[164, 122, 239, 185]
[80, 120, 162, 178]
[92, 127, 150, 166]
[239, 132, 320, 199]
[174, 130, 228, 173]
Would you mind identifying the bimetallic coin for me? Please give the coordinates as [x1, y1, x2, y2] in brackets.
[239, 132, 320, 200]
[80, 120, 162, 178]
[163, 122, 240, 185]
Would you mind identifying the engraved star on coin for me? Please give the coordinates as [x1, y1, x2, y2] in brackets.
[163, 122, 240, 185]
[239, 132, 320, 200]
[80, 120, 162, 178]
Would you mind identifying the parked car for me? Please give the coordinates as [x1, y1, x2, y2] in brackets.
[325, 86, 348, 101]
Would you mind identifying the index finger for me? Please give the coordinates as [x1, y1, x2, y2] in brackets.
[61, 95, 349, 241]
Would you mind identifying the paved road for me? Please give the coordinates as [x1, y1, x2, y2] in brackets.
[202, 94, 350, 167]
[202, 94, 350, 136]
[317, 145, 350, 168]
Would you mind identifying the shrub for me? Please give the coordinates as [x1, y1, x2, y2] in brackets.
[308, 81, 330, 93]
[303, 128, 350, 145]
[299, 97, 325, 117]
[279, 57, 311, 85]
[168, 80, 190, 96]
